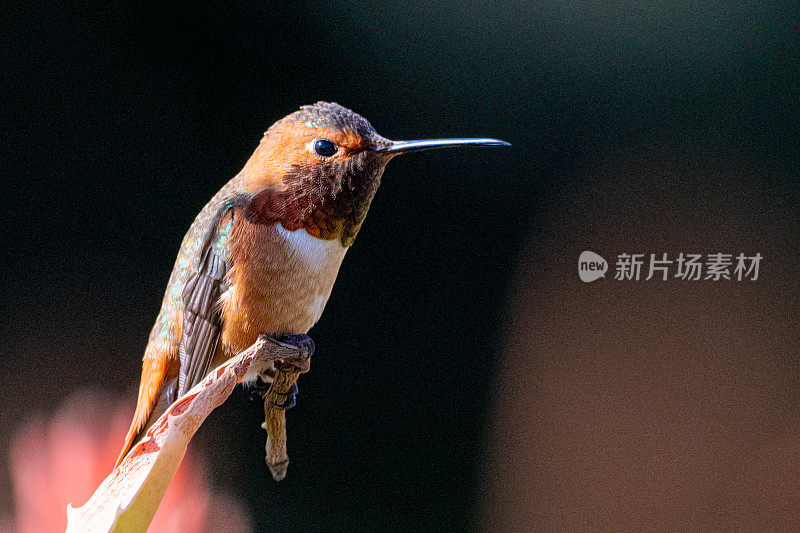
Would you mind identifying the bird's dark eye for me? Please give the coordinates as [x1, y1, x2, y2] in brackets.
[313, 138, 338, 157]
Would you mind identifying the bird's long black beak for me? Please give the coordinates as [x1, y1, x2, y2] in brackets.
[373, 138, 510, 154]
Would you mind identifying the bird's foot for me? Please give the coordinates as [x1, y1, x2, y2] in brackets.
[247, 375, 272, 401]
[271, 382, 299, 410]
[273, 334, 314, 374]
[248, 377, 299, 409]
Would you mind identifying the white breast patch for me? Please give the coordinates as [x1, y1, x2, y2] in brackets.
[274, 223, 345, 269]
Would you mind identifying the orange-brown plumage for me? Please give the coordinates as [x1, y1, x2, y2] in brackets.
[116, 311, 181, 466]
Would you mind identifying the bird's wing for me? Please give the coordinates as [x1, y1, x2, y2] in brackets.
[177, 214, 232, 396]
[177, 207, 235, 396]
[116, 204, 235, 466]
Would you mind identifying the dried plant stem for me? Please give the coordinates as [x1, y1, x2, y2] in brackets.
[262, 367, 302, 481]
[67, 334, 311, 533]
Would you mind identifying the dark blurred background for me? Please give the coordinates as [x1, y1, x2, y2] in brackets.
[3, 1, 799, 531]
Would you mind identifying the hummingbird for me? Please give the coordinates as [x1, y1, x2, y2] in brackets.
[116, 102, 509, 465]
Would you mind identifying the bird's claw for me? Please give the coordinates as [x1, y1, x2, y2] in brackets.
[248, 376, 272, 401]
[249, 377, 299, 409]
[274, 334, 314, 373]
[271, 382, 298, 410]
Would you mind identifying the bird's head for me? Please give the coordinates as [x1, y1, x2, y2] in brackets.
[242, 102, 509, 246]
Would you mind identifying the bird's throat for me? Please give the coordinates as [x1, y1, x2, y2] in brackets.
[247, 155, 385, 247]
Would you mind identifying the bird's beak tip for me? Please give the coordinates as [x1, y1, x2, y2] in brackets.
[373, 137, 511, 154]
